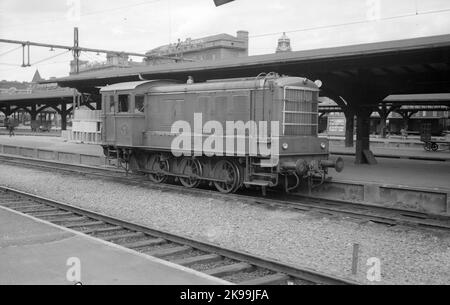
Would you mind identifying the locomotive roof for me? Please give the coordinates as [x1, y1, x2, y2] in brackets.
[149, 76, 320, 94]
[100, 77, 319, 94]
[100, 80, 178, 93]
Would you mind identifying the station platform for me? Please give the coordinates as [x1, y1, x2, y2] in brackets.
[0, 206, 229, 285]
[330, 145, 450, 162]
[332, 155, 450, 190]
[0, 135, 103, 156]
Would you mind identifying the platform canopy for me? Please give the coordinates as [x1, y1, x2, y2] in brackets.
[383, 93, 450, 105]
[0, 89, 85, 130]
[0, 89, 76, 106]
[46, 34, 450, 98]
[319, 93, 450, 113]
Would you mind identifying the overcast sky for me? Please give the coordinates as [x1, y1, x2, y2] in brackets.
[0, 0, 449, 82]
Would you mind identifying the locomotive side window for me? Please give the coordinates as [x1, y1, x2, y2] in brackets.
[108, 96, 115, 113]
[118, 94, 129, 113]
[135, 95, 145, 113]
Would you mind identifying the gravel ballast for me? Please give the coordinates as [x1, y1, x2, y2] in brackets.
[0, 163, 448, 284]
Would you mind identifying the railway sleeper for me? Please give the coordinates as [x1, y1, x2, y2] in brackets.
[205, 262, 254, 278]
[65, 221, 104, 228]
[145, 245, 193, 258]
[238, 273, 290, 285]
[17, 207, 59, 213]
[172, 254, 223, 267]
[102, 232, 145, 242]
[50, 216, 87, 223]
[26, 210, 72, 217]
[7, 204, 45, 210]
[81, 226, 124, 235]
[120, 238, 167, 249]
[0, 201, 32, 206]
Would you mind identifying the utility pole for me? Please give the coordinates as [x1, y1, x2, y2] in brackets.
[73, 27, 80, 74]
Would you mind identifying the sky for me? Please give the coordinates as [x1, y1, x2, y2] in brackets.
[0, 0, 449, 82]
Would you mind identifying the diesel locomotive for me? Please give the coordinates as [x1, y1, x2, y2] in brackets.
[100, 74, 343, 194]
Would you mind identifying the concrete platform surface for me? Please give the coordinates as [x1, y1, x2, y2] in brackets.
[331, 145, 450, 161]
[333, 155, 450, 190]
[0, 207, 229, 285]
[0, 135, 103, 156]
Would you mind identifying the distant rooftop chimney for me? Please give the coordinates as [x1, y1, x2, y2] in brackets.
[237, 30, 249, 56]
[276, 32, 292, 53]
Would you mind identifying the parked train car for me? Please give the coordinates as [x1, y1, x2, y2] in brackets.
[100, 74, 343, 194]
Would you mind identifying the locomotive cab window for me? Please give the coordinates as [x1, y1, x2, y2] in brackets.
[108, 96, 115, 113]
[118, 94, 130, 113]
[135, 95, 145, 113]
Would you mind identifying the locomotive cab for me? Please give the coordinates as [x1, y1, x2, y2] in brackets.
[100, 80, 176, 148]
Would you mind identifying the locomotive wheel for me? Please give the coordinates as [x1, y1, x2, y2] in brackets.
[146, 154, 169, 183]
[231, 160, 244, 192]
[128, 154, 141, 174]
[179, 158, 202, 188]
[213, 160, 239, 194]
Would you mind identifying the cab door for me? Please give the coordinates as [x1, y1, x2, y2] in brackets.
[104, 95, 116, 143]
[114, 93, 146, 147]
[115, 93, 132, 146]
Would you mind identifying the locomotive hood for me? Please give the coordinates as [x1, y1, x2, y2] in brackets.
[148, 76, 320, 94]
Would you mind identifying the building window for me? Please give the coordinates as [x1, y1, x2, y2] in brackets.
[109, 96, 115, 113]
[135, 95, 145, 113]
[118, 95, 129, 113]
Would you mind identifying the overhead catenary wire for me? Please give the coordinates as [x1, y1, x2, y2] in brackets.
[0, 45, 22, 57]
[249, 7, 450, 39]
[0, 62, 21, 67]
[81, 51, 105, 62]
[31, 50, 71, 66]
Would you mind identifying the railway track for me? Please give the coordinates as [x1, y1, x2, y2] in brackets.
[0, 186, 356, 285]
[1, 154, 449, 231]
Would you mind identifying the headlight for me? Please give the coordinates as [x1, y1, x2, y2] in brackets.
[282, 143, 289, 150]
[320, 143, 327, 150]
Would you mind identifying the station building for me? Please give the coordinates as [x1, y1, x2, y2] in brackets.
[144, 31, 249, 64]
[69, 53, 143, 75]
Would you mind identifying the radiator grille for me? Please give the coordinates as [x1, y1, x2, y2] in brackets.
[283, 88, 318, 136]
